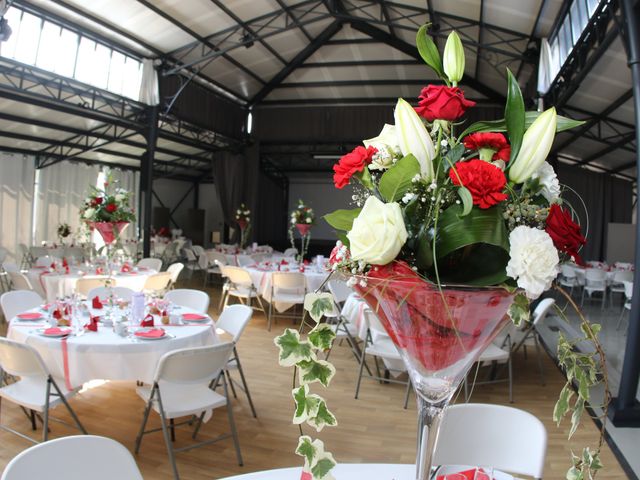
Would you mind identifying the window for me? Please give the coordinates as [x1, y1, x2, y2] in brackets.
[0, 6, 143, 101]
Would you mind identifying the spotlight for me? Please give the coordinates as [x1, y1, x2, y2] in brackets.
[241, 32, 254, 49]
[0, 18, 11, 43]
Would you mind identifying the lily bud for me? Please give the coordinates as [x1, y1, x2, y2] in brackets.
[394, 98, 435, 181]
[508, 108, 557, 184]
[443, 31, 465, 84]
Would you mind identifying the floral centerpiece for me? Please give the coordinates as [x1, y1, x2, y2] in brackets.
[289, 200, 315, 261]
[235, 203, 251, 249]
[57, 223, 72, 243]
[276, 27, 607, 480]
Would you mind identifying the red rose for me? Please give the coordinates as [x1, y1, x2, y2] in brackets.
[545, 204, 586, 265]
[333, 146, 377, 189]
[415, 85, 476, 122]
[91, 197, 103, 207]
[463, 132, 511, 161]
[449, 159, 508, 209]
[105, 203, 117, 213]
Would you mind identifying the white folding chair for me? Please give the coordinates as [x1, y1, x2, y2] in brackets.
[202, 253, 221, 288]
[143, 272, 173, 296]
[35, 256, 59, 268]
[164, 289, 210, 314]
[87, 286, 134, 302]
[19, 244, 32, 270]
[581, 268, 607, 309]
[267, 272, 307, 331]
[283, 247, 298, 258]
[355, 309, 412, 409]
[218, 264, 267, 315]
[8, 271, 35, 291]
[137, 257, 162, 271]
[609, 270, 633, 303]
[166, 262, 185, 288]
[191, 245, 205, 257]
[324, 280, 364, 366]
[216, 305, 257, 417]
[1, 262, 17, 292]
[75, 277, 112, 298]
[1, 290, 43, 321]
[134, 343, 242, 480]
[617, 281, 633, 331]
[558, 263, 580, 296]
[1, 435, 143, 480]
[463, 339, 512, 403]
[183, 248, 198, 279]
[434, 403, 547, 480]
[0, 338, 87, 443]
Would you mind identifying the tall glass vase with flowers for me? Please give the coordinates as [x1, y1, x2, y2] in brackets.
[288, 200, 315, 262]
[235, 203, 251, 249]
[276, 26, 608, 480]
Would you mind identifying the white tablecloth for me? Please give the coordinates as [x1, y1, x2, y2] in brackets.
[7, 305, 217, 389]
[28, 268, 154, 303]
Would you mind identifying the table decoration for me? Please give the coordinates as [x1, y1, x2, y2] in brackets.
[289, 200, 315, 262]
[57, 223, 72, 244]
[235, 203, 251, 249]
[276, 26, 608, 480]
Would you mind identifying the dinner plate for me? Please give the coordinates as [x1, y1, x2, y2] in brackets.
[37, 328, 72, 338]
[134, 328, 167, 340]
[16, 312, 44, 321]
[182, 313, 209, 322]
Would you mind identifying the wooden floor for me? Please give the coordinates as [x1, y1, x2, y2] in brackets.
[0, 280, 629, 479]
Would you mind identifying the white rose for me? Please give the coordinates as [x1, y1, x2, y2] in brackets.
[531, 161, 561, 204]
[291, 219, 296, 224]
[83, 208, 96, 219]
[246, 217, 250, 222]
[115, 193, 125, 202]
[306, 218, 312, 223]
[506, 225, 559, 299]
[347, 196, 407, 265]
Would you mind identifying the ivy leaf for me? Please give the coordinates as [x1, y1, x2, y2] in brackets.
[304, 293, 334, 323]
[575, 367, 590, 402]
[297, 358, 336, 387]
[292, 385, 322, 425]
[312, 457, 337, 480]
[378, 154, 421, 202]
[569, 397, 584, 439]
[553, 384, 574, 425]
[307, 399, 338, 432]
[295, 436, 337, 480]
[295, 436, 316, 467]
[416, 24, 445, 80]
[273, 329, 314, 367]
[456, 186, 473, 217]
[308, 324, 337, 351]
[566, 466, 583, 480]
[508, 292, 530, 327]
[324, 208, 361, 232]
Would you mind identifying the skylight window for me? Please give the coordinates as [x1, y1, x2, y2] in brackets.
[0, 6, 143, 101]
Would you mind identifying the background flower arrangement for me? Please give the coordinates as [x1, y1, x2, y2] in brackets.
[235, 203, 251, 248]
[79, 170, 136, 224]
[56, 222, 71, 240]
[289, 199, 315, 260]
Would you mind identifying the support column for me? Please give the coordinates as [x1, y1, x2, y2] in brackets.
[609, 0, 640, 427]
[140, 105, 159, 258]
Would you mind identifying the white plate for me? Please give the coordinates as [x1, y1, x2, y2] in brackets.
[36, 328, 72, 338]
[134, 328, 168, 340]
[15, 313, 44, 321]
[181, 314, 209, 323]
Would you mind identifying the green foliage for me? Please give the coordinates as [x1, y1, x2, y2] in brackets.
[416, 24, 446, 80]
[442, 143, 466, 171]
[456, 186, 473, 217]
[295, 436, 337, 480]
[457, 112, 585, 140]
[508, 292, 530, 327]
[308, 324, 337, 351]
[378, 154, 421, 202]
[505, 69, 525, 163]
[567, 448, 603, 480]
[297, 358, 336, 387]
[304, 293, 335, 323]
[324, 208, 361, 232]
[274, 329, 313, 367]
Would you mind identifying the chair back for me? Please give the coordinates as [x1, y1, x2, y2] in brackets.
[0, 338, 49, 379]
[155, 342, 234, 385]
[64, 247, 85, 263]
[585, 268, 606, 285]
[237, 255, 254, 267]
[283, 248, 298, 257]
[191, 245, 205, 256]
[166, 262, 184, 284]
[75, 277, 112, 297]
[164, 289, 210, 313]
[143, 272, 173, 293]
[362, 308, 387, 339]
[272, 272, 306, 293]
[531, 298, 555, 326]
[35, 256, 59, 267]
[624, 280, 634, 299]
[221, 266, 254, 288]
[2, 262, 18, 273]
[8, 271, 34, 291]
[206, 250, 227, 266]
[1, 290, 43, 320]
[435, 403, 546, 478]
[197, 253, 209, 270]
[216, 304, 252, 342]
[29, 246, 46, 259]
[613, 270, 633, 283]
[0, 435, 144, 480]
[184, 248, 197, 262]
[559, 263, 577, 278]
[87, 286, 134, 302]
[137, 257, 162, 271]
[327, 278, 353, 304]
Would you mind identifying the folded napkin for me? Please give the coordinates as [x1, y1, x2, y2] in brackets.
[52, 308, 62, 320]
[43, 327, 71, 336]
[182, 313, 207, 321]
[17, 312, 42, 320]
[299, 265, 306, 272]
[84, 315, 100, 332]
[121, 263, 131, 273]
[50, 262, 56, 269]
[281, 260, 289, 265]
[92, 296, 104, 309]
[436, 469, 490, 480]
[95, 267, 104, 275]
[303, 259, 310, 265]
[62, 258, 68, 268]
[140, 314, 154, 327]
[135, 328, 165, 338]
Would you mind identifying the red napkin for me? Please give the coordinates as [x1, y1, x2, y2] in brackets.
[182, 313, 207, 321]
[62, 258, 68, 268]
[135, 328, 165, 338]
[52, 309, 62, 319]
[92, 296, 103, 309]
[50, 262, 56, 269]
[299, 265, 305, 272]
[121, 263, 131, 273]
[436, 469, 489, 480]
[281, 259, 289, 265]
[95, 267, 104, 275]
[85, 315, 99, 332]
[140, 314, 154, 327]
[43, 327, 71, 336]
[303, 259, 310, 265]
[17, 312, 42, 320]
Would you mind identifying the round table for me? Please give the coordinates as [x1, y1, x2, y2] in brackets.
[7, 304, 218, 390]
[27, 266, 155, 303]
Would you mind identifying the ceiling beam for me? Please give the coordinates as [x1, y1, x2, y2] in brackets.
[250, 20, 343, 106]
[475, 0, 485, 81]
[274, 0, 313, 41]
[574, 131, 636, 167]
[350, 21, 506, 102]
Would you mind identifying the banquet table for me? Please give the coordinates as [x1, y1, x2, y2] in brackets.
[27, 266, 155, 303]
[7, 304, 217, 389]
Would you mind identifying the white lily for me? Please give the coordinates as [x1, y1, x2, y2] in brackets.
[443, 31, 465, 84]
[509, 107, 557, 184]
[364, 124, 399, 151]
[394, 98, 435, 181]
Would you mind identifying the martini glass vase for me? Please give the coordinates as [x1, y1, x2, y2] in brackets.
[355, 268, 515, 480]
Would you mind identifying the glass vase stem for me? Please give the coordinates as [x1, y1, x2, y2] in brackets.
[416, 396, 447, 480]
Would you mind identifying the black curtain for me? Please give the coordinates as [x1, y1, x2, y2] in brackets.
[556, 163, 633, 261]
[254, 173, 288, 246]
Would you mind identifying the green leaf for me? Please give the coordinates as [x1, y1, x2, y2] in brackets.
[415, 224, 434, 271]
[505, 68, 525, 162]
[566, 466, 583, 480]
[308, 324, 337, 351]
[307, 399, 338, 432]
[295, 437, 337, 480]
[442, 143, 466, 171]
[457, 119, 507, 140]
[508, 292, 530, 327]
[456, 186, 473, 216]
[297, 358, 336, 387]
[312, 457, 337, 480]
[273, 329, 314, 367]
[416, 24, 445, 80]
[525, 111, 585, 132]
[354, 167, 375, 191]
[378, 154, 421, 202]
[295, 436, 316, 466]
[575, 367, 590, 401]
[292, 385, 322, 425]
[324, 208, 361, 232]
[304, 293, 334, 323]
[554, 384, 574, 425]
[457, 112, 584, 140]
[569, 397, 585, 438]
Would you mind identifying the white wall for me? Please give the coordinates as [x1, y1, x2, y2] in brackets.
[287, 174, 356, 240]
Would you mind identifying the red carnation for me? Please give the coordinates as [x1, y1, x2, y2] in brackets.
[463, 132, 511, 162]
[415, 85, 476, 122]
[333, 146, 377, 189]
[545, 204, 586, 265]
[105, 203, 118, 213]
[91, 197, 103, 207]
[449, 159, 508, 209]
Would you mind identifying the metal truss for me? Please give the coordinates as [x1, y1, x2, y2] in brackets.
[259, 157, 289, 190]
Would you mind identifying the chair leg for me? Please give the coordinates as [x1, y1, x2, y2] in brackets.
[43, 381, 51, 442]
[50, 378, 87, 435]
[30, 410, 37, 431]
[222, 373, 243, 466]
[234, 349, 257, 418]
[403, 378, 412, 410]
[533, 336, 545, 386]
[135, 396, 153, 453]
[156, 392, 180, 480]
[508, 355, 514, 403]
[354, 341, 367, 400]
[226, 370, 238, 399]
[170, 418, 176, 442]
[617, 308, 628, 330]
[192, 411, 206, 439]
[580, 288, 585, 306]
[267, 300, 273, 331]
